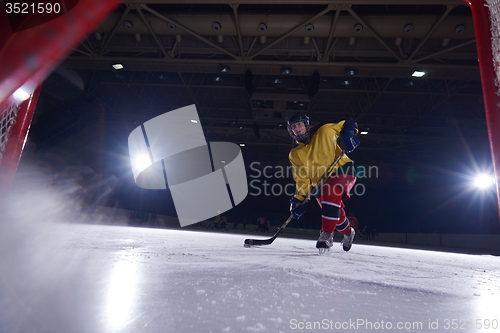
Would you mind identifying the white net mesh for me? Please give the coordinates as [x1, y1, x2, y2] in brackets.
[486, 0, 500, 97]
[0, 103, 21, 164]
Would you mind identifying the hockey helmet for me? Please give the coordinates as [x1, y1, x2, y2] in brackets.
[287, 113, 310, 142]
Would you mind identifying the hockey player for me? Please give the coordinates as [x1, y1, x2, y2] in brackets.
[287, 113, 360, 252]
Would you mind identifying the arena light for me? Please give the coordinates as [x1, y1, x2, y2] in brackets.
[112, 63, 124, 70]
[472, 173, 495, 189]
[219, 65, 230, 73]
[412, 70, 425, 77]
[131, 154, 152, 172]
[13, 87, 31, 102]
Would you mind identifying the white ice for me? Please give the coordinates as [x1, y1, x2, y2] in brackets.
[1, 165, 499, 333]
[1, 220, 499, 333]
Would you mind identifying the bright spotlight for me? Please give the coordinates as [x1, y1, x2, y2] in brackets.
[412, 70, 426, 77]
[13, 87, 31, 102]
[472, 174, 495, 189]
[132, 154, 152, 172]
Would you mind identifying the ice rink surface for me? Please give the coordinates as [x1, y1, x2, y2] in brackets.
[1, 218, 499, 333]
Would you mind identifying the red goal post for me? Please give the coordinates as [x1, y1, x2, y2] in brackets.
[464, 0, 500, 221]
[0, 0, 122, 187]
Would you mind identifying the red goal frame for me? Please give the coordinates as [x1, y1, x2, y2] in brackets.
[0, 0, 122, 187]
[464, 0, 500, 221]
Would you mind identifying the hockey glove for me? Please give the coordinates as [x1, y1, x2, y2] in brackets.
[339, 125, 360, 153]
[290, 197, 307, 220]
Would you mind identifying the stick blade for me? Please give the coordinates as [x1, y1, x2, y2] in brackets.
[243, 237, 274, 247]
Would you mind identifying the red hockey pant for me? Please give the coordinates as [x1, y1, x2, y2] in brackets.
[315, 174, 357, 234]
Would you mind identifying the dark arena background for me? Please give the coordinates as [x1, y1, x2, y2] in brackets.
[1, 1, 500, 332]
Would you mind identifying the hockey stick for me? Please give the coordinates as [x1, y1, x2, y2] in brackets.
[244, 150, 346, 247]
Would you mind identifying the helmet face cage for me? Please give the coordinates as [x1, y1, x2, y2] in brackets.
[287, 113, 310, 142]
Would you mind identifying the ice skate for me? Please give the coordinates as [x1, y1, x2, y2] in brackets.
[341, 228, 355, 252]
[316, 230, 334, 254]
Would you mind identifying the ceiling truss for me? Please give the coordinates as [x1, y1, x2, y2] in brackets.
[39, 0, 487, 165]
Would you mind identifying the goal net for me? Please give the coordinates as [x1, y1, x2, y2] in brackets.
[0, 103, 20, 162]
[486, 0, 500, 94]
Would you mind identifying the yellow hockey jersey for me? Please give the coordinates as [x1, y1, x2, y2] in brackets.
[289, 121, 353, 200]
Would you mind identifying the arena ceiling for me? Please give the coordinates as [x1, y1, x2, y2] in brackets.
[42, 0, 487, 166]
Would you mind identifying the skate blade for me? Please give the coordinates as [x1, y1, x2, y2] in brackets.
[318, 248, 330, 255]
